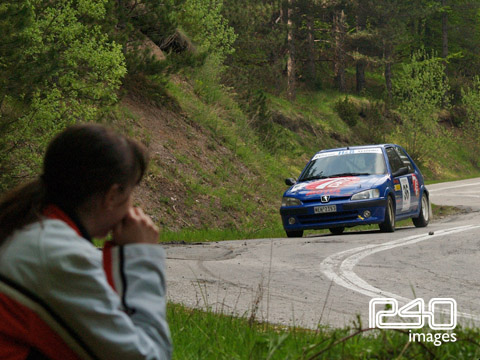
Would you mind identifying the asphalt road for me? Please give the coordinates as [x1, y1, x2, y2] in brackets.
[165, 177, 480, 329]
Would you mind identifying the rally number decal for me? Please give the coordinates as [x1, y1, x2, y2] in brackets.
[305, 177, 360, 196]
[400, 177, 411, 211]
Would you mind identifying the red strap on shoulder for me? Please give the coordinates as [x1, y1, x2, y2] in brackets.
[102, 242, 116, 292]
[42, 205, 82, 237]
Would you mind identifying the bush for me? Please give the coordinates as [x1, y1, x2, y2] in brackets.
[357, 101, 390, 144]
[449, 105, 467, 128]
[461, 76, 480, 159]
[247, 90, 296, 153]
[391, 49, 451, 163]
[334, 96, 359, 127]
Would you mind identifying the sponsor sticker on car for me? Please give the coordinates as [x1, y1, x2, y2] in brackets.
[312, 148, 382, 161]
[412, 174, 420, 197]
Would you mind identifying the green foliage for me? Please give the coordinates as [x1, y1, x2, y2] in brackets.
[177, 0, 237, 70]
[242, 90, 303, 154]
[169, 303, 480, 360]
[392, 49, 451, 164]
[355, 100, 392, 144]
[422, 0, 480, 79]
[461, 76, 480, 165]
[159, 225, 284, 243]
[334, 96, 359, 127]
[0, 0, 126, 189]
[222, 0, 285, 92]
[192, 57, 228, 104]
[247, 90, 275, 149]
[107, 0, 178, 69]
[105, 0, 182, 99]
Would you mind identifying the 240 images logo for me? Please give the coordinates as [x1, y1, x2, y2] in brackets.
[369, 298, 457, 347]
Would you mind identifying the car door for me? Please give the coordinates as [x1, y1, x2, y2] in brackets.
[385, 146, 412, 214]
[394, 146, 420, 213]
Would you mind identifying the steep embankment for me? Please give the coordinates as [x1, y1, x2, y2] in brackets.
[124, 93, 257, 230]
[122, 85, 293, 240]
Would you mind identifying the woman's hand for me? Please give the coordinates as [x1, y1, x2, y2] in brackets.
[112, 207, 159, 245]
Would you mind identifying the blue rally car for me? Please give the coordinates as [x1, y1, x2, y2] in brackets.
[280, 145, 431, 237]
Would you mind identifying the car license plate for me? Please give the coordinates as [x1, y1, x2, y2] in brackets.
[314, 205, 337, 214]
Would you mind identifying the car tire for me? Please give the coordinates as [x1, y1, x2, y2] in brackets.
[286, 230, 304, 238]
[379, 196, 395, 232]
[413, 193, 430, 228]
[329, 227, 345, 235]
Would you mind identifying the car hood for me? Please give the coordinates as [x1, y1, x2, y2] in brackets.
[284, 175, 388, 200]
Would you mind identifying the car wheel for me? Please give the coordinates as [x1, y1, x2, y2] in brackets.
[286, 230, 304, 238]
[379, 196, 395, 232]
[329, 227, 345, 235]
[413, 193, 430, 227]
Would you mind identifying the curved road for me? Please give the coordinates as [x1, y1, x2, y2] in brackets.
[165, 178, 480, 329]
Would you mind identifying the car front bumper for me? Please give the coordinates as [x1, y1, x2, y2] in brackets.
[280, 198, 388, 231]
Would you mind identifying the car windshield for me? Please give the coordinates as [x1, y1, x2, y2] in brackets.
[299, 149, 387, 182]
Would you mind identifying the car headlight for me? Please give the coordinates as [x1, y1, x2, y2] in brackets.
[351, 189, 380, 201]
[282, 197, 303, 207]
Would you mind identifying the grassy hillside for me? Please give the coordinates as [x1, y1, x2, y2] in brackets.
[119, 70, 480, 242]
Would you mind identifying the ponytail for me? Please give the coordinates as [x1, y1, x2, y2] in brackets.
[0, 178, 46, 244]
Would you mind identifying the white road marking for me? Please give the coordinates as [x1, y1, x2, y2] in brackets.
[447, 194, 480, 198]
[429, 182, 480, 192]
[320, 225, 480, 322]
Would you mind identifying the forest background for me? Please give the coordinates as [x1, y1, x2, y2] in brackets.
[1, 0, 480, 240]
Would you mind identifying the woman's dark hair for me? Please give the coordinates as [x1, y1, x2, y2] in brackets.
[0, 124, 149, 243]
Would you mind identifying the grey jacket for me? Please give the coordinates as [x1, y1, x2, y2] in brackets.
[0, 216, 172, 359]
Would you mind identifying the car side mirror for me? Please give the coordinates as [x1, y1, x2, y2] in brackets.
[285, 178, 297, 186]
[392, 166, 409, 178]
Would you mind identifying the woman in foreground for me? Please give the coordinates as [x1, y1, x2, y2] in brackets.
[0, 124, 171, 359]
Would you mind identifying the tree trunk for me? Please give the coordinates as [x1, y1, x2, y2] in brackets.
[385, 61, 392, 100]
[355, 10, 366, 93]
[356, 61, 366, 93]
[117, 0, 128, 56]
[333, 10, 347, 93]
[287, 0, 296, 100]
[441, 0, 449, 105]
[384, 42, 393, 102]
[306, 13, 316, 89]
[441, 0, 448, 59]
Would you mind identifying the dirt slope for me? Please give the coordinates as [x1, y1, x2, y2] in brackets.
[122, 93, 268, 233]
